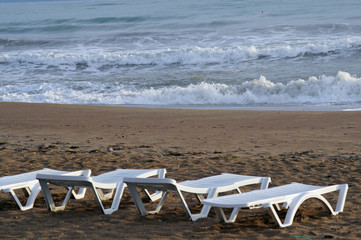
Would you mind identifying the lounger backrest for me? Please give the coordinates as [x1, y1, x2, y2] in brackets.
[36, 174, 94, 188]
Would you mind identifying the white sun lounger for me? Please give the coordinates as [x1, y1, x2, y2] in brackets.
[36, 168, 166, 214]
[202, 182, 348, 227]
[123, 173, 271, 221]
[0, 168, 91, 211]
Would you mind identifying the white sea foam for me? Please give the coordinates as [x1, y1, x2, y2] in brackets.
[1, 0, 361, 110]
[1, 71, 360, 106]
[343, 108, 361, 111]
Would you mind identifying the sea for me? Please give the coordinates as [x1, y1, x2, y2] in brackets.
[1, 0, 361, 111]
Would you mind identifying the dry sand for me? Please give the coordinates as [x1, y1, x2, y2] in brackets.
[0, 102, 360, 239]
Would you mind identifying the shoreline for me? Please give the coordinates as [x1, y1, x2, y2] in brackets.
[111, 103, 361, 112]
[0, 102, 360, 239]
[9, 102, 361, 112]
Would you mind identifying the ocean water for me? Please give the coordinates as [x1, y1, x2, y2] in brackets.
[1, 0, 361, 110]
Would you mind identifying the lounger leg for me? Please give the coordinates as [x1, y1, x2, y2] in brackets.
[22, 183, 42, 210]
[8, 184, 35, 211]
[214, 207, 226, 222]
[267, 189, 345, 228]
[38, 179, 73, 212]
[96, 189, 115, 201]
[210, 176, 269, 219]
[9, 189, 35, 211]
[90, 186, 107, 214]
[267, 204, 287, 227]
[9, 183, 55, 211]
[143, 169, 167, 202]
[286, 192, 345, 227]
[143, 188, 166, 202]
[70, 169, 92, 199]
[260, 177, 271, 190]
[127, 183, 154, 216]
[174, 188, 197, 220]
[102, 182, 126, 215]
[22, 187, 31, 197]
[267, 200, 311, 228]
[335, 184, 348, 214]
[71, 187, 88, 200]
[188, 188, 220, 221]
[214, 207, 240, 223]
[130, 186, 208, 220]
[195, 194, 205, 203]
[9, 189, 25, 210]
[149, 191, 169, 214]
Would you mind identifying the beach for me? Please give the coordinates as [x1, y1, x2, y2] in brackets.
[0, 102, 359, 239]
[1, 0, 361, 238]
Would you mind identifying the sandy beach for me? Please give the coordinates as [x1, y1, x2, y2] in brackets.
[0, 102, 359, 239]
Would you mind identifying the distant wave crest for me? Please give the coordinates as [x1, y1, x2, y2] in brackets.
[1, 39, 360, 71]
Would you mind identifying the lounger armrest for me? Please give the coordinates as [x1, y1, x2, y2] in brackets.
[335, 183, 348, 214]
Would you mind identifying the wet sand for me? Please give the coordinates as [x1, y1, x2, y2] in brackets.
[0, 102, 360, 239]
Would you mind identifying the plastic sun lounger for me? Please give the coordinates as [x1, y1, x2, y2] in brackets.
[202, 182, 348, 227]
[123, 173, 271, 221]
[0, 168, 91, 211]
[36, 168, 167, 215]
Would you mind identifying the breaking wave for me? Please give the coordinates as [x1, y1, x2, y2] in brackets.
[1, 71, 360, 105]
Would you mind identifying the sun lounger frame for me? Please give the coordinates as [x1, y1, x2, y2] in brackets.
[37, 168, 166, 214]
[202, 182, 348, 227]
[124, 173, 271, 221]
[0, 168, 91, 211]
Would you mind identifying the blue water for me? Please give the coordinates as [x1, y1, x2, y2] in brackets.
[1, 0, 361, 110]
